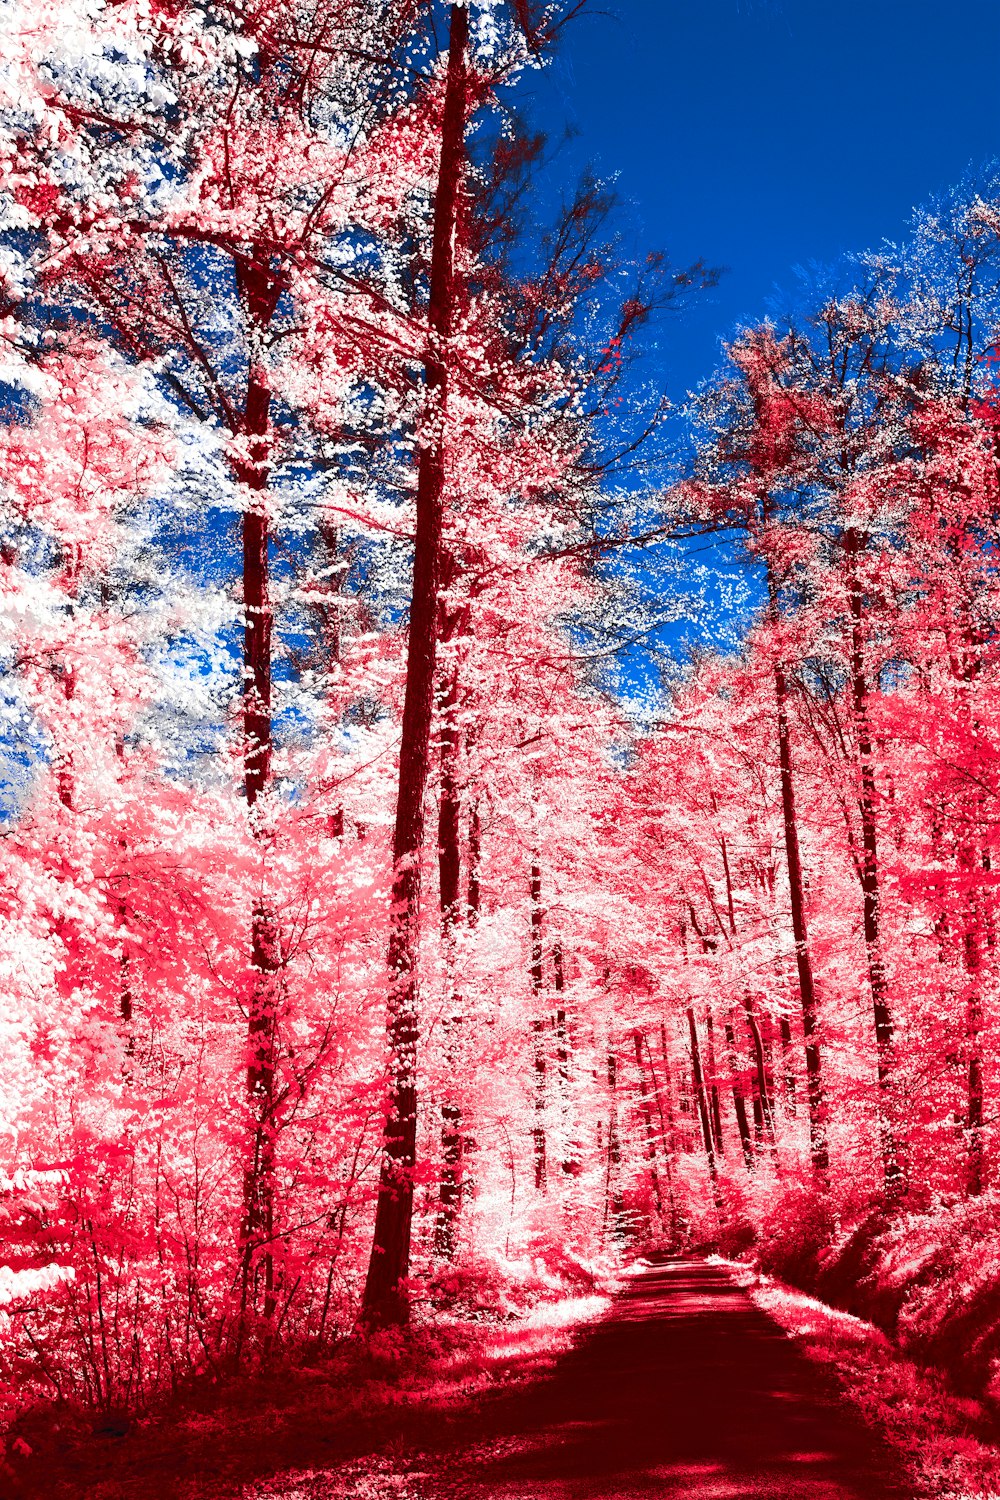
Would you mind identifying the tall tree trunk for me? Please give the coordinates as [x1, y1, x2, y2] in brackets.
[315, 520, 347, 668]
[844, 533, 902, 1194]
[688, 1006, 725, 1231]
[530, 859, 548, 1192]
[656, 1024, 679, 1161]
[233, 260, 284, 1346]
[960, 845, 985, 1196]
[687, 1006, 718, 1184]
[773, 656, 830, 1181]
[633, 1030, 665, 1224]
[434, 662, 463, 1259]
[705, 1009, 724, 1155]
[715, 836, 766, 1166]
[115, 739, 136, 1073]
[55, 666, 75, 810]
[361, 5, 468, 1329]
[718, 830, 737, 938]
[742, 994, 775, 1153]
[724, 1017, 754, 1170]
[779, 1013, 797, 1116]
[467, 798, 481, 922]
[553, 941, 577, 1174]
[603, 1046, 623, 1239]
[943, 601, 988, 1199]
[554, 941, 569, 1089]
[642, 1031, 679, 1237]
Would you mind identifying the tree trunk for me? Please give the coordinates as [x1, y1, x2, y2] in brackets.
[467, 798, 481, 922]
[115, 760, 136, 1068]
[719, 831, 737, 937]
[779, 1013, 797, 1116]
[844, 533, 902, 1194]
[603, 1047, 623, 1240]
[961, 846, 985, 1196]
[315, 520, 347, 669]
[687, 1007, 718, 1183]
[643, 1031, 679, 1238]
[724, 1018, 754, 1170]
[55, 666, 75, 810]
[232, 259, 284, 1346]
[434, 663, 463, 1259]
[554, 941, 569, 1089]
[655, 1024, 679, 1158]
[742, 994, 775, 1153]
[530, 859, 548, 1192]
[633, 1030, 665, 1224]
[773, 657, 830, 1181]
[361, 4, 468, 1329]
[554, 940, 578, 1175]
[705, 1009, 724, 1155]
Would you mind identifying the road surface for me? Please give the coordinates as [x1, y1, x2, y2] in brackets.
[259, 1258, 909, 1500]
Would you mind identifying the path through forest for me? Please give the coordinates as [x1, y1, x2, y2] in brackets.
[255, 1260, 909, 1500]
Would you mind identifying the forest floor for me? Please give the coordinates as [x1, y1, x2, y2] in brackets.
[16, 1259, 1000, 1500]
[739, 1261, 1000, 1500]
[7, 1289, 610, 1500]
[241, 1260, 913, 1500]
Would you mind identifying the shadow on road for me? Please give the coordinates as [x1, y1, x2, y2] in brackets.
[404, 1258, 909, 1500]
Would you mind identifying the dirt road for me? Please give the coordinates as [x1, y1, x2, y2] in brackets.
[256, 1258, 909, 1500]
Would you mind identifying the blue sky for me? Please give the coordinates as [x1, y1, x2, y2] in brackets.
[528, 0, 1000, 403]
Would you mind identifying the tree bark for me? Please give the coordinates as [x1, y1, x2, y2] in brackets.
[361, 4, 468, 1328]
[705, 1009, 724, 1155]
[467, 798, 481, 922]
[554, 941, 569, 1090]
[742, 994, 775, 1153]
[553, 940, 578, 1174]
[687, 1006, 718, 1184]
[530, 859, 548, 1192]
[960, 845, 986, 1196]
[724, 1018, 754, 1170]
[643, 1030, 679, 1237]
[55, 666, 75, 810]
[728, 1020, 749, 1170]
[779, 1013, 797, 1115]
[656, 1024, 679, 1162]
[633, 1030, 665, 1224]
[844, 531, 902, 1194]
[434, 662, 463, 1259]
[773, 656, 830, 1181]
[603, 1046, 623, 1239]
[232, 252, 284, 1348]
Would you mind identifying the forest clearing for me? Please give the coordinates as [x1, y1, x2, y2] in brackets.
[3, 0, 1000, 1496]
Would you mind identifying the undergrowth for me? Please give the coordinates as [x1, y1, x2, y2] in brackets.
[724, 1260, 1000, 1500]
[2, 1257, 613, 1500]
